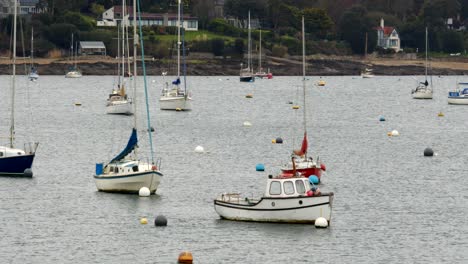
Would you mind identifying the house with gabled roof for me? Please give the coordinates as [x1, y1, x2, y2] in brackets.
[376, 18, 401, 52]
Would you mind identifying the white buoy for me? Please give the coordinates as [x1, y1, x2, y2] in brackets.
[315, 217, 328, 228]
[243, 121, 252, 127]
[391, 130, 399, 136]
[194, 146, 204, 153]
[139, 187, 150, 197]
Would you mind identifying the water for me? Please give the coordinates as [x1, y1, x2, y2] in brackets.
[1, 75, 467, 263]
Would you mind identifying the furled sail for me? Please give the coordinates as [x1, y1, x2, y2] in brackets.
[293, 132, 308, 156]
[110, 128, 138, 163]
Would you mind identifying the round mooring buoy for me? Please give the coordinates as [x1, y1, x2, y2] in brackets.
[139, 187, 150, 197]
[245, 94, 253, 98]
[292, 105, 300, 109]
[424, 147, 434, 157]
[275, 137, 283, 144]
[391, 130, 399, 136]
[315, 217, 328, 228]
[309, 175, 319, 184]
[438, 112, 444, 117]
[140, 217, 148, 225]
[194, 146, 204, 153]
[23, 168, 33, 177]
[243, 121, 252, 127]
[256, 164, 265, 171]
[379, 115, 386, 122]
[155, 215, 168, 226]
[178, 251, 193, 264]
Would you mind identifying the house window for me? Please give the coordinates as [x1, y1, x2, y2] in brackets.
[187, 21, 197, 29]
[284, 181, 295, 195]
[269, 181, 281, 195]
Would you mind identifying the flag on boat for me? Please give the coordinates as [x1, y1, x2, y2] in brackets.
[172, 78, 181, 85]
[293, 132, 308, 156]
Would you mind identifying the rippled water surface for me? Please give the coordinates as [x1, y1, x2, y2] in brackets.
[1, 75, 467, 263]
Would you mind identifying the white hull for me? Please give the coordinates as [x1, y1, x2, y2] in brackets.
[361, 74, 374, 78]
[65, 71, 82, 78]
[159, 96, 192, 110]
[412, 90, 433, 99]
[94, 170, 162, 193]
[214, 193, 333, 224]
[28, 73, 39, 80]
[448, 97, 468, 105]
[106, 100, 133, 115]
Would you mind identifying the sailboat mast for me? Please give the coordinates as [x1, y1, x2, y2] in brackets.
[74, 41, 78, 68]
[31, 27, 34, 67]
[425, 27, 428, 81]
[364, 32, 368, 59]
[302, 16, 307, 136]
[117, 20, 121, 85]
[177, 0, 181, 78]
[258, 29, 262, 72]
[133, 0, 138, 129]
[70, 33, 73, 64]
[10, 0, 17, 148]
[121, 0, 126, 82]
[248, 11, 251, 71]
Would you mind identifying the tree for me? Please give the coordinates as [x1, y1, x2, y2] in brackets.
[338, 5, 373, 54]
[44, 23, 78, 49]
[441, 31, 464, 53]
[303, 8, 334, 39]
[90, 3, 105, 18]
[212, 38, 225, 56]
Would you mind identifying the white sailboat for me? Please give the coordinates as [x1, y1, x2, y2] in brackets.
[254, 29, 272, 79]
[361, 32, 374, 78]
[239, 11, 255, 82]
[106, 0, 133, 115]
[159, 0, 192, 111]
[1, 0, 39, 177]
[412, 27, 433, 99]
[28, 27, 39, 81]
[94, 0, 162, 194]
[65, 33, 82, 78]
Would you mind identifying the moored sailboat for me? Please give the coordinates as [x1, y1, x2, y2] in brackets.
[240, 11, 255, 82]
[412, 27, 433, 99]
[65, 33, 82, 78]
[254, 29, 272, 79]
[1, 0, 38, 177]
[94, 0, 162, 194]
[28, 27, 39, 81]
[281, 16, 326, 181]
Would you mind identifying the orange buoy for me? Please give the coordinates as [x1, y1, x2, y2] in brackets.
[178, 251, 193, 264]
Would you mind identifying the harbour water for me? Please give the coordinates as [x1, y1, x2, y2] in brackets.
[0, 75, 467, 263]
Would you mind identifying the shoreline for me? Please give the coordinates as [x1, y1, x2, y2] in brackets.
[0, 56, 467, 76]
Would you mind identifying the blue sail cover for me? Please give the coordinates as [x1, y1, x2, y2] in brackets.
[110, 128, 138, 163]
[172, 78, 181, 85]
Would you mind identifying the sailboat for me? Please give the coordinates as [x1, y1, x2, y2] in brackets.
[412, 27, 433, 99]
[254, 29, 272, 79]
[239, 11, 255, 82]
[28, 27, 39, 81]
[94, 0, 163, 194]
[106, 0, 133, 115]
[361, 32, 374, 78]
[159, 0, 192, 111]
[1, 0, 38, 177]
[65, 33, 82, 78]
[280, 16, 326, 181]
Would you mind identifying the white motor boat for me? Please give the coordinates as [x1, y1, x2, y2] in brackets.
[361, 68, 374, 78]
[65, 69, 82, 78]
[448, 83, 468, 105]
[214, 174, 333, 224]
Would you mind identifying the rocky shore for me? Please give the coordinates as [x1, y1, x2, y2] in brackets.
[0, 56, 467, 76]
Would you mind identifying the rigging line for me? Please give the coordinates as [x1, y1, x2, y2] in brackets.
[137, 0, 155, 164]
[181, 2, 187, 93]
[19, 14, 28, 76]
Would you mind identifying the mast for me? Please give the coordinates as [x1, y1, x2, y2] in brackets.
[258, 29, 262, 72]
[177, 0, 181, 78]
[425, 27, 428, 82]
[117, 19, 121, 85]
[302, 16, 307, 137]
[30, 27, 34, 68]
[121, 0, 126, 83]
[133, 0, 138, 129]
[364, 32, 368, 59]
[70, 33, 74, 66]
[74, 41, 78, 68]
[248, 11, 251, 71]
[10, 0, 17, 148]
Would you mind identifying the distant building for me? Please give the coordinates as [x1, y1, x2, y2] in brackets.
[79, 41, 106, 56]
[214, 0, 224, 18]
[0, 0, 15, 17]
[97, 6, 199, 31]
[0, 0, 46, 17]
[375, 18, 401, 52]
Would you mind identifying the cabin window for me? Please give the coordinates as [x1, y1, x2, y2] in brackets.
[132, 166, 139, 172]
[0, 152, 3, 157]
[269, 181, 281, 195]
[109, 166, 114, 173]
[284, 181, 295, 195]
[295, 180, 306, 194]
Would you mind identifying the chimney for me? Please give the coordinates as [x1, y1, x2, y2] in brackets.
[380, 18, 384, 28]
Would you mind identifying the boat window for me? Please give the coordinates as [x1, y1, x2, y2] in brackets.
[132, 166, 139, 172]
[0, 152, 3, 157]
[109, 166, 114, 173]
[284, 181, 295, 195]
[295, 180, 306, 194]
[269, 181, 281, 195]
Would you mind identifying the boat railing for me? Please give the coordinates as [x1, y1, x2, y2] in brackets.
[23, 142, 39, 154]
[155, 157, 162, 170]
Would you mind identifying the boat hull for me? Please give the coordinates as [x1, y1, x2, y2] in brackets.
[65, 71, 82, 78]
[159, 96, 192, 110]
[214, 193, 333, 224]
[28, 73, 39, 80]
[0, 154, 35, 176]
[106, 101, 133, 115]
[412, 90, 433, 99]
[240, 76, 255, 82]
[94, 170, 162, 194]
[448, 97, 468, 105]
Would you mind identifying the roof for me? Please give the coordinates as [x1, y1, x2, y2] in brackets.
[79, 41, 106, 49]
[113, 6, 197, 20]
[376, 26, 396, 36]
[19, 0, 40, 6]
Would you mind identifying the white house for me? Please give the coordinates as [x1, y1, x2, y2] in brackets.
[97, 6, 198, 31]
[19, 0, 46, 14]
[376, 18, 401, 52]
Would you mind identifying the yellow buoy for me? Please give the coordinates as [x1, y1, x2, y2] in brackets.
[178, 251, 193, 264]
[140, 217, 148, 225]
[74, 103, 82, 106]
[175, 108, 182, 111]
[317, 80, 326, 86]
[292, 105, 300, 109]
[271, 139, 276, 144]
[387, 132, 392, 137]
[245, 94, 253, 98]
[438, 112, 444, 117]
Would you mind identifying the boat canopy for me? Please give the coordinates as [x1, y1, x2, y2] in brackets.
[110, 128, 138, 163]
[172, 78, 181, 85]
[462, 88, 468, 94]
[458, 82, 468, 85]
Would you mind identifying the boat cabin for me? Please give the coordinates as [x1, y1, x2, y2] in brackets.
[0, 146, 25, 157]
[264, 177, 312, 198]
[102, 160, 140, 175]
